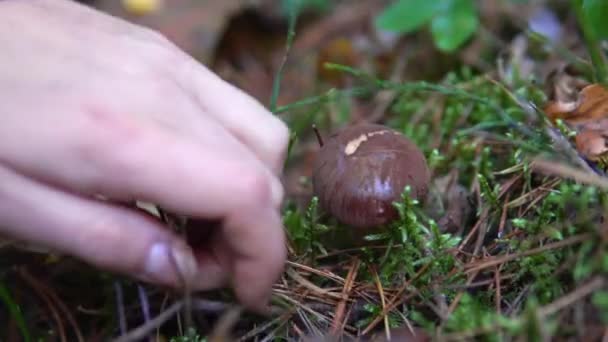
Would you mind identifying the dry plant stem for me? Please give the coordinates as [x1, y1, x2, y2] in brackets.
[465, 233, 593, 274]
[371, 267, 390, 341]
[18, 267, 84, 342]
[296, 306, 319, 337]
[136, 285, 153, 342]
[495, 264, 502, 314]
[18, 268, 68, 342]
[237, 311, 292, 341]
[291, 322, 305, 339]
[286, 261, 346, 284]
[442, 276, 606, 341]
[340, 305, 354, 333]
[156, 206, 194, 331]
[544, 128, 596, 174]
[361, 262, 432, 335]
[286, 268, 344, 301]
[472, 215, 488, 258]
[498, 193, 511, 238]
[114, 281, 127, 336]
[520, 180, 561, 215]
[208, 305, 243, 342]
[316, 244, 392, 259]
[532, 158, 608, 190]
[538, 275, 606, 317]
[441, 273, 516, 290]
[508, 178, 560, 210]
[112, 300, 184, 342]
[260, 314, 293, 342]
[156, 293, 170, 341]
[506, 284, 532, 317]
[458, 208, 489, 254]
[330, 258, 360, 335]
[447, 270, 480, 316]
[191, 297, 238, 313]
[312, 124, 324, 147]
[274, 292, 334, 327]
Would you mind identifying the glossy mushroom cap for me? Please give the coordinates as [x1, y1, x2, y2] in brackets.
[312, 123, 430, 229]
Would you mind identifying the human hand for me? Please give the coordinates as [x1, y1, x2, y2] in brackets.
[0, 0, 288, 312]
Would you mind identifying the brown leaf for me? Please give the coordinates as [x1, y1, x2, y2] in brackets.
[543, 72, 608, 162]
[545, 83, 608, 125]
[575, 128, 608, 162]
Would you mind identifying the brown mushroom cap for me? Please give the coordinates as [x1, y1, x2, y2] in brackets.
[312, 123, 431, 229]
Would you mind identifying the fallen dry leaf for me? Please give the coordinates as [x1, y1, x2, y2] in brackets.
[551, 83, 608, 124]
[543, 69, 608, 163]
[575, 128, 608, 162]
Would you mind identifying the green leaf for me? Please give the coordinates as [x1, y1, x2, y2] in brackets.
[583, 0, 608, 39]
[374, 0, 440, 34]
[430, 0, 478, 52]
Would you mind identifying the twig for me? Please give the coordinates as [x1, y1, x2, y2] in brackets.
[495, 264, 502, 315]
[238, 311, 290, 341]
[361, 262, 431, 335]
[330, 258, 359, 334]
[458, 208, 489, 254]
[273, 292, 335, 327]
[506, 284, 532, 316]
[446, 270, 480, 318]
[532, 158, 608, 190]
[113, 281, 127, 336]
[371, 266, 390, 341]
[286, 261, 346, 284]
[19, 268, 67, 342]
[538, 276, 606, 317]
[465, 233, 593, 274]
[18, 268, 84, 342]
[208, 306, 243, 342]
[137, 284, 152, 342]
[286, 268, 344, 301]
[111, 300, 184, 342]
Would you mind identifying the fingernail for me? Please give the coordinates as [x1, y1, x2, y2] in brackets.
[143, 240, 199, 288]
[143, 242, 176, 285]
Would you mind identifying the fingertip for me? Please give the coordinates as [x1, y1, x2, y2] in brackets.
[231, 220, 287, 313]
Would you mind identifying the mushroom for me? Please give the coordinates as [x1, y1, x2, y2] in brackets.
[312, 123, 431, 229]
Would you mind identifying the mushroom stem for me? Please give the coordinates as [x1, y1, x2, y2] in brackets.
[312, 124, 324, 147]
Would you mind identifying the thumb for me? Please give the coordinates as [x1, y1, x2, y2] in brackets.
[0, 164, 194, 288]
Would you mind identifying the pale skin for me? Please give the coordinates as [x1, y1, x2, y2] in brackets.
[0, 0, 288, 312]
